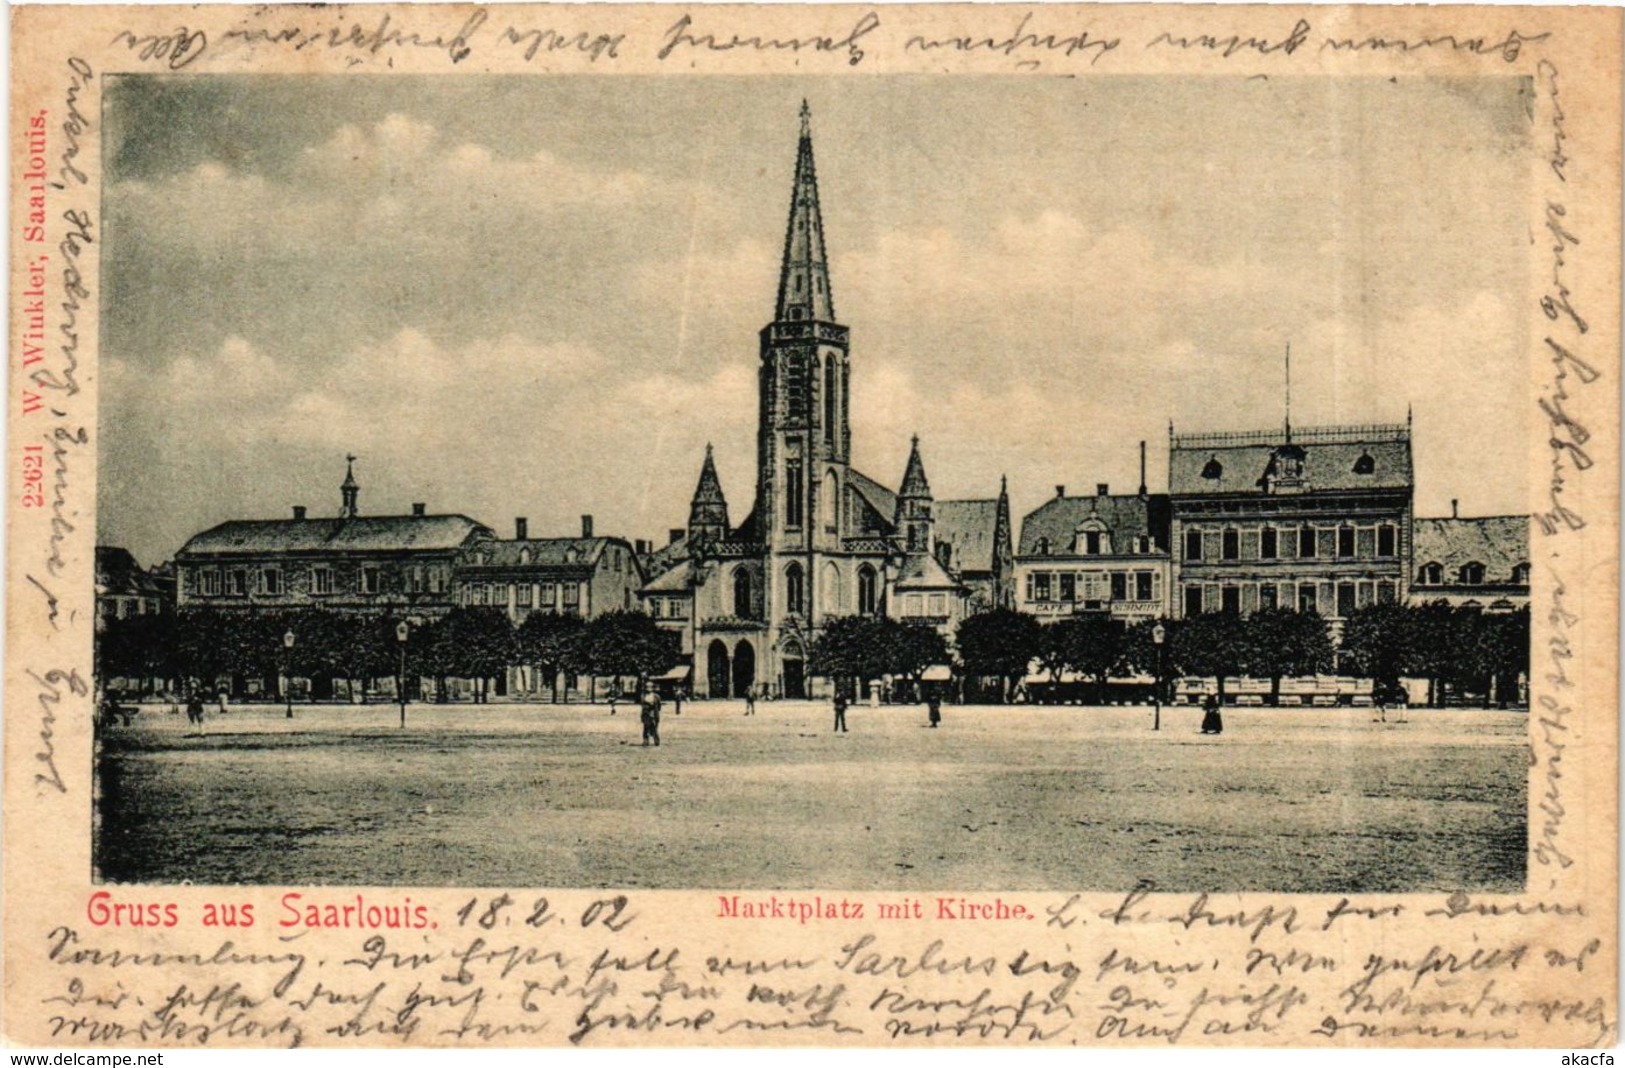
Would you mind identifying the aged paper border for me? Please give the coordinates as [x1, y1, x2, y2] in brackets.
[6, 2, 1620, 1051]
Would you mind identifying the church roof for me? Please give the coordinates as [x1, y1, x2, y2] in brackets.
[894, 551, 963, 591]
[935, 499, 999, 573]
[179, 515, 491, 558]
[1169, 425, 1412, 496]
[640, 559, 694, 594]
[1413, 515, 1528, 582]
[775, 101, 836, 325]
[1018, 494, 1161, 557]
[846, 469, 898, 529]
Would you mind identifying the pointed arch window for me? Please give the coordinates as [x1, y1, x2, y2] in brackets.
[733, 568, 753, 618]
[785, 563, 805, 616]
[824, 357, 838, 446]
[857, 565, 878, 615]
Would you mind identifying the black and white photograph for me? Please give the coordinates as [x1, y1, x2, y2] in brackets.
[93, 73, 1537, 893]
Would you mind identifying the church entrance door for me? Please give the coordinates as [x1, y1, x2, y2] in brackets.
[782, 658, 805, 700]
[707, 640, 730, 699]
[732, 642, 756, 699]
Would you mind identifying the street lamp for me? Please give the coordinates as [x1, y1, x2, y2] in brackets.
[1151, 621, 1166, 732]
[283, 630, 296, 719]
[396, 620, 410, 729]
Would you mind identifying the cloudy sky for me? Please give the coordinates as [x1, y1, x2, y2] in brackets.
[100, 75, 1533, 566]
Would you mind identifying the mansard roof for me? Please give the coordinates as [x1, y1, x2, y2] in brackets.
[1412, 515, 1529, 582]
[1018, 493, 1164, 557]
[935, 499, 999, 573]
[1169, 424, 1412, 496]
[462, 537, 622, 571]
[179, 514, 492, 558]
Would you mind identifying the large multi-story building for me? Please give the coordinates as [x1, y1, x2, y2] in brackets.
[454, 515, 645, 623]
[637, 105, 1012, 699]
[1167, 421, 1413, 627]
[95, 546, 173, 625]
[1410, 507, 1530, 611]
[175, 460, 494, 618]
[1015, 469, 1172, 624]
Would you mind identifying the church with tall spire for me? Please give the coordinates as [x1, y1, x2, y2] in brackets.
[638, 103, 1013, 700]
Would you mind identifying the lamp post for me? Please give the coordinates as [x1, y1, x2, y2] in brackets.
[1151, 621, 1166, 732]
[283, 630, 296, 719]
[396, 620, 410, 729]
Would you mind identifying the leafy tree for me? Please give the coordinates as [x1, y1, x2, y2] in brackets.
[97, 613, 178, 696]
[1340, 602, 1414, 697]
[1051, 614, 1125, 690]
[809, 616, 888, 691]
[583, 611, 680, 694]
[425, 608, 518, 702]
[1244, 608, 1333, 706]
[955, 609, 1042, 703]
[886, 621, 950, 700]
[517, 612, 588, 703]
[1121, 617, 1176, 702]
[1403, 601, 1458, 707]
[1167, 610, 1248, 704]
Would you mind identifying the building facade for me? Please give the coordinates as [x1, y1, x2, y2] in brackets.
[96, 546, 173, 625]
[174, 461, 494, 618]
[1410, 510, 1530, 611]
[1015, 478, 1172, 624]
[454, 515, 645, 622]
[638, 105, 1012, 699]
[1168, 422, 1413, 627]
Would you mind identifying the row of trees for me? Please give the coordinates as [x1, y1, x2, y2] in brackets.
[97, 608, 680, 703]
[947, 604, 1529, 707]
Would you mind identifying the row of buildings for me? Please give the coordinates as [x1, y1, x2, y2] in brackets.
[100, 103, 1530, 699]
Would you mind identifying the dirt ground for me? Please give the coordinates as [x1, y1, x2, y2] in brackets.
[94, 698, 1527, 892]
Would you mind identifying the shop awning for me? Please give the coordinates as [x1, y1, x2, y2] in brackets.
[655, 665, 692, 681]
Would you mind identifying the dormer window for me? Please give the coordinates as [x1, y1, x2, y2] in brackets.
[519, 548, 531, 565]
[1458, 562, 1485, 585]
[1353, 452, 1375, 475]
[1035, 537, 1050, 556]
[1201, 456, 1223, 479]
[1418, 562, 1443, 585]
[1511, 562, 1530, 586]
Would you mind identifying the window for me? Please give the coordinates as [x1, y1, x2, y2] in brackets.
[1353, 452, 1375, 475]
[1357, 527, 1376, 559]
[823, 470, 838, 533]
[1059, 573, 1076, 602]
[563, 583, 580, 612]
[1085, 530, 1102, 555]
[1378, 524, 1397, 558]
[1338, 526, 1355, 558]
[1222, 586, 1240, 613]
[538, 582, 555, 608]
[1081, 573, 1108, 607]
[1259, 583, 1278, 610]
[1185, 529, 1202, 561]
[1459, 562, 1485, 585]
[734, 568, 753, 617]
[824, 357, 838, 446]
[261, 568, 282, 595]
[1033, 573, 1052, 602]
[1511, 562, 1530, 586]
[228, 570, 248, 596]
[1137, 535, 1151, 553]
[786, 351, 808, 411]
[1261, 527, 1278, 559]
[1222, 529, 1239, 561]
[1298, 584, 1317, 614]
[311, 567, 334, 595]
[1184, 585, 1204, 617]
[1201, 456, 1223, 479]
[200, 570, 222, 596]
[1299, 526, 1317, 558]
[518, 584, 533, 607]
[928, 593, 947, 617]
[1135, 572, 1154, 602]
[1036, 537, 1050, 556]
[1110, 572, 1127, 601]
[361, 567, 381, 595]
[428, 567, 446, 594]
[1317, 528, 1336, 558]
[785, 563, 805, 615]
[1337, 583, 1356, 617]
[1418, 562, 1443, 585]
[785, 461, 804, 528]
[858, 565, 878, 615]
[1378, 581, 1397, 604]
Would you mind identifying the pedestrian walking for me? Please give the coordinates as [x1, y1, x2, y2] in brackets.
[641, 689, 662, 747]
[186, 690, 207, 735]
[674, 687, 683, 716]
[927, 695, 942, 728]
[744, 685, 757, 716]
[833, 690, 849, 733]
[1200, 693, 1224, 735]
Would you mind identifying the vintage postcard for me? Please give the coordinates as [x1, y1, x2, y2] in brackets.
[5, 2, 1620, 1051]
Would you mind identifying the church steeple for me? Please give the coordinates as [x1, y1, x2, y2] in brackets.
[895, 435, 934, 554]
[775, 100, 835, 325]
[688, 444, 731, 543]
[339, 454, 360, 518]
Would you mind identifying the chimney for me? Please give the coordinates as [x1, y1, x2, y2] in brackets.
[1097, 483, 1110, 497]
[1055, 485, 1066, 499]
[411, 503, 426, 517]
[1451, 499, 1459, 519]
[292, 505, 307, 520]
[669, 528, 685, 545]
[515, 517, 528, 540]
[1139, 440, 1148, 497]
[581, 515, 594, 538]
[635, 538, 651, 556]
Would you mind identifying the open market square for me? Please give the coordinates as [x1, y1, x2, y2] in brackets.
[95, 698, 1527, 892]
